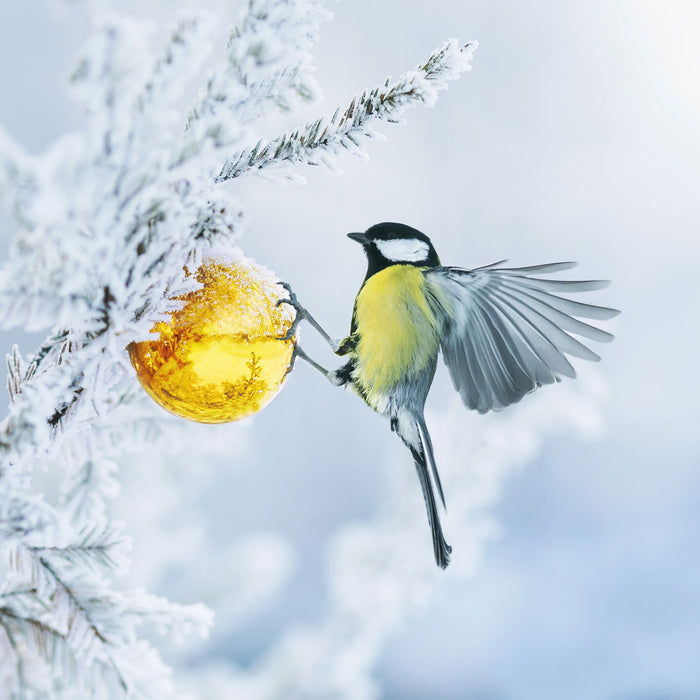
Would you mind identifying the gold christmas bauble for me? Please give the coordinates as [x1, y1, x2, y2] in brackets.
[128, 253, 296, 423]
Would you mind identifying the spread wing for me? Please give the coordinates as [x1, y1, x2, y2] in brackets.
[424, 262, 619, 413]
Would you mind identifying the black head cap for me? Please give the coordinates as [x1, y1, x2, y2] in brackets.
[347, 222, 440, 279]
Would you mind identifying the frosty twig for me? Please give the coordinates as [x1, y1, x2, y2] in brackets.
[217, 39, 477, 181]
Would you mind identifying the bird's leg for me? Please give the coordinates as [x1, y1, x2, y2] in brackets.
[276, 282, 341, 352]
[292, 345, 334, 379]
[277, 283, 346, 386]
[284, 342, 346, 387]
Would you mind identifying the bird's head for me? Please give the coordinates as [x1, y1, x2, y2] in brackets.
[348, 222, 440, 279]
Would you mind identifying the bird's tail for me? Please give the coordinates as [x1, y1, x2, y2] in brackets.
[397, 413, 452, 569]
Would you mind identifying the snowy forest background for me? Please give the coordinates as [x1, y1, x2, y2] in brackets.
[1, 0, 698, 698]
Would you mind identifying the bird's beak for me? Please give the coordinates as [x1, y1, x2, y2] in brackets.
[347, 232, 369, 245]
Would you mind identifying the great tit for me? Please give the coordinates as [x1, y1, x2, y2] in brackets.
[281, 222, 618, 569]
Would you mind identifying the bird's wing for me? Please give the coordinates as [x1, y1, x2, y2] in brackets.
[424, 262, 619, 414]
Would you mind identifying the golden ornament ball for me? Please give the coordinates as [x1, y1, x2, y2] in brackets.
[128, 253, 296, 423]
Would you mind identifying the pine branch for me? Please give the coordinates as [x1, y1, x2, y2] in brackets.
[0, 485, 56, 540]
[28, 524, 130, 574]
[187, 0, 331, 136]
[16, 553, 130, 692]
[113, 14, 211, 199]
[0, 607, 66, 693]
[217, 39, 477, 181]
[60, 456, 119, 526]
[0, 334, 85, 483]
[1, 540, 210, 696]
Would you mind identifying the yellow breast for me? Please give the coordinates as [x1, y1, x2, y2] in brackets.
[353, 265, 441, 396]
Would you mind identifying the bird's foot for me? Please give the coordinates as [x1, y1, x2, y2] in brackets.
[283, 342, 302, 377]
[276, 281, 307, 341]
[276, 281, 336, 350]
[284, 343, 335, 381]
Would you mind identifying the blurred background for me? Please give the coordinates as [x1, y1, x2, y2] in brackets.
[1, 0, 699, 698]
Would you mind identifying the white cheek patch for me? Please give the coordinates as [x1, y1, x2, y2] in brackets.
[375, 238, 430, 263]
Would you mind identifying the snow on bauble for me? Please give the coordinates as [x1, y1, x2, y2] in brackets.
[128, 253, 296, 423]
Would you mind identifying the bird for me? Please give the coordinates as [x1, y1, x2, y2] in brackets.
[279, 222, 619, 569]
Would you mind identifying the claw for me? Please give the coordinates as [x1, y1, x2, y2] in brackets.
[283, 343, 301, 377]
[275, 281, 301, 310]
[275, 281, 335, 350]
[277, 315, 301, 341]
[277, 327, 297, 342]
[275, 281, 306, 341]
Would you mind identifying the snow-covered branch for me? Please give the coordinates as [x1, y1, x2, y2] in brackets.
[188, 0, 331, 136]
[217, 39, 477, 181]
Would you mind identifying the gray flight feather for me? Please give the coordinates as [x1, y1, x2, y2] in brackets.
[425, 262, 619, 414]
